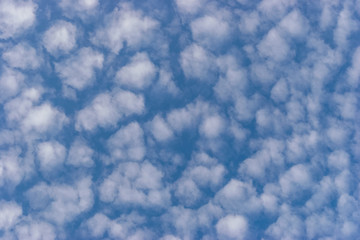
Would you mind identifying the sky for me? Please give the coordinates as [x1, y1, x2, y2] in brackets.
[0, 0, 359, 239]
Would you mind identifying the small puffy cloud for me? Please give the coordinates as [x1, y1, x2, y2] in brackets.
[2, 42, 41, 70]
[266, 212, 305, 239]
[279, 164, 312, 197]
[199, 114, 225, 138]
[180, 43, 216, 81]
[334, 7, 358, 48]
[347, 47, 360, 88]
[99, 161, 170, 207]
[91, 3, 158, 53]
[257, 28, 290, 62]
[258, 0, 297, 19]
[155, 69, 180, 95]
[107, 122, 145, 161]
[175, 0, 206, 14]
[278, 9, 309, 38]
[0, 201, 22, 230]
[21, 102, 68, 134]
[37, 141, 66, 174]
[15, 220, 56, 240]
[214, 179, 262, 214]
[0, 67, 25, 103]
[67, 138, 94, 167]
[328, 150, 350, 171]
[0, 0, 37, 39]
[55, 47, 103, 91]
[149, 115, 174, 142]
[27, 177, 93, 225]
[216, 215, 248, 240]
[271, 78, 289, 102]
[58, 0, 98, 19]
[43, 20, 77, 56]
[115, 52, 157, 90]
[239, 11, 260, 34]
[75, 89, 144, 131]
[190, 14, 230, 48]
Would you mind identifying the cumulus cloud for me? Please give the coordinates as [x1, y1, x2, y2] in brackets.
[43, 20, 77, 56]
[26, 177, 93, 225]
[91, 3, 158, 53]
[175, 0, 206, 15]
[107, 122, 145, 161]
[0, 201, 22, 231]
[58, 0, 98, 19]
[0, 67, 25, 102]
[216, 215, 248, 240]
[67, 138, 94, 167]
[99, 161, 170, 207]
[75, 89, 144, 131]
[55, 47, 103, 91]
[148, 115, 174, 142]
[115, 52, 157, 90]
[0, 0, 37, 39]
[36, 141, 66, 174]
[180, 43, 216, 81]
[2, 42, 41, 69]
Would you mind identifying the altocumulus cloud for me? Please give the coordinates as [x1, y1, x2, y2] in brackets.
[0, 0, 360, 239]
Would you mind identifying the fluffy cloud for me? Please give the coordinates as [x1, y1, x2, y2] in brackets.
[58, 0, 98, 19]
[26, 177, 93, 225]
[91, 3, 158, 53]
[115, 52, 157, 90]
[2, 42, 41, 69]
[216, 215, 248, 240]
[148, 115, 174, 142]
[36, 141, 66, 174]
[55, 47, 103, 91]
[76, 89, 144, 131]
[107, 122, 145, 161]
[0, 201, 22, 230]
[180, 43, 216, 81]
[99, 161, 170, 207]
[67, 138, 94, 167]
[0, 67, 25, 103]
[43, 20, 77, 56]
[0, 0, 37, 39]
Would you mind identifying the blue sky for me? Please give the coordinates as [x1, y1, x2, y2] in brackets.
[0, 0, 359, 239]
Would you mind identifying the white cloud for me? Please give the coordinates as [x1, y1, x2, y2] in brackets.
[0, 201, 22, 230]
[21, 102, 68, 134]
[37, 141, 66, 174]
[149, 115, 174, 142]
[76, 89, 144, 131]
[107, 122, 145, 161]
[91, 3, 158, 53]
[334, 92, 357, 120]
[328, 150, 350, 171]
[266, 212, 305, 239]
[334, 7, 358, 48]
[199, 114, 225, 138]
[180, 43, 216, 81]
[115, 52, 157, 90]
[190, 14, 230, 48]
[67, 138, 94, 167]
[43, 20, 77, 56]
[347, 46, 360, 88]
[55, 47, 103, 91]
[257, 28, 290, 62]
[214, 179, 262, 214]
[0, 67, 25, 103]
[216, 215, 248, 240]
[258, 0, 297, 19]
[175, 0, 206, 14]
[279, 164, 312, 197]
[278, 10, 309, 38]
[155, 69, 180, 95]
[27, 177, 93, 225]
[99, 161, 170, 207]
[2, 42, 41, 69]
[58, 0, 98, 19]
[239, 11, 260, 34]
[15, 220, 56, 240]
[271, 78, 289, 102]
[0, 0, 37, 39]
